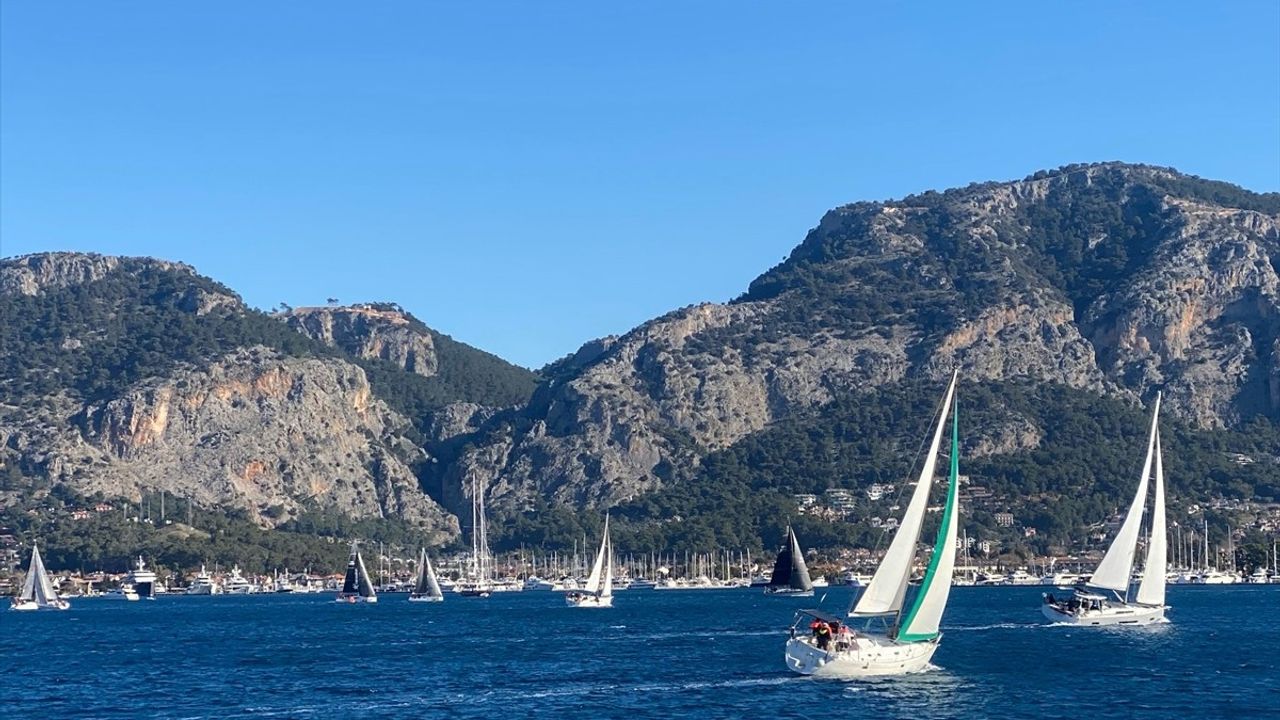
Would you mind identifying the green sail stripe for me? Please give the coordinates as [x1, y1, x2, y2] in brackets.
[898, 400, 959, 643]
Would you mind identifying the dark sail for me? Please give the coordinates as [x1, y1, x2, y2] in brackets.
[414, 549, 431, 595]
[787, 527, 814, 591]
[768, 529, 795, 587]
[341, 552, 359, 595]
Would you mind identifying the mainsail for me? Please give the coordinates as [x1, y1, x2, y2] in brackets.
[768, 527, 814, 591]
[341, 545, 360, 596]
[851, 371, 958, 618]
[1135, 425, 1167, 606]
[1090, 393, 1161, 595]
[584, 516, 611, 597]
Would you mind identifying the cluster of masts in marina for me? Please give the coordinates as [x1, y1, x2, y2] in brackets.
[10, 376, 1280, 681]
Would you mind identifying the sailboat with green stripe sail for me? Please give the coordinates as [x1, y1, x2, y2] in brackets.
[785, 372, 960, 677]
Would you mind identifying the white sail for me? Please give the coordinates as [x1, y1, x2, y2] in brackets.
[601, 531, 614, 599]
[898, 401, 961, 641]
[852, 372, 957, 617]
[355, 550, 377, 599]
[1136, 426, 1167, 606]
[584, 516, 609, 595]
[1091, 393, 1160, 594]
[33, 546, 59, 605]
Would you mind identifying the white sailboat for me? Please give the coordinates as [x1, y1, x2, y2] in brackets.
[10, 543, 70, 611]
[566, 516, 613, 608]
[457, 472, 495, 597]
[1042, 394, 1168, 626]
[785, 373, 961, 677]
[408, 548, 444, 603]
[764, 526, 814, 597]
[335, 541, 378, 603]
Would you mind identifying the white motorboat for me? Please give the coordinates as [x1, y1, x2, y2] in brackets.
[785, 373, 961, 678]
[1042, 394, 1168, 627]
[566, 516, 613, 608]
[126, 556, 158, 599]
[523, 576, 555, 591]
[222, 566, 254, 594]
[105, 584, 140, 601]
[186, 565, 222, 595]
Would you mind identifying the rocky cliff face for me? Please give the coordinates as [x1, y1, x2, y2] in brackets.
[283, 304, 439, 376]
[445, 163, 1280, 514]
[7, 346, 456, 540]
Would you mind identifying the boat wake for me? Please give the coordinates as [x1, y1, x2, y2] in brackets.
[945, 622, 1044, 632]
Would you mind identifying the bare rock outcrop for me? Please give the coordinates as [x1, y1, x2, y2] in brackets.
[16, 347, 456, 540]
[283, 304, 438, 376]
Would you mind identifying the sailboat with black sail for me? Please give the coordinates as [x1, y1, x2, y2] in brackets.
[10, 543, 70, 611]
[335, 541, 378, 603]
[408, 548, 444, 603]
[1042, 394, 1168, 626]
[765, 526, 814, 597]
[785, 372, 961, 677]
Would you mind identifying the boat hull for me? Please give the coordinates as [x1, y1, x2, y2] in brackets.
[784, 635, 939, 677]
[763, 587, 814, 597]
[408, 594, 444, 603]
[1041, 601, 1165, 626]
[565, 593, 613, 608]
[335, 594, 377, 603]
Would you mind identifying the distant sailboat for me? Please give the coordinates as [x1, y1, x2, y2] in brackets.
[335, 542, 378, 603]
[457, 472, 495, 597]
[1042, 394, 1168, 626]
[408, 549, 444, 603]
[566, 516, 613, 608]
[764, 526, 814, 597]
[10, 543, 70, 611]
[785, 372, 961, 677]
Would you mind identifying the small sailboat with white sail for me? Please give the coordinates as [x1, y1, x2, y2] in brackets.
[566, 516, 613, 608]
[408, 549, 444, 603]
[1042, 394, 1168, 626]
[785, 372, 961, 677]
[335, 542, 378, 603]
[764, 526, 814, 597]
[10, 543, 70, 611]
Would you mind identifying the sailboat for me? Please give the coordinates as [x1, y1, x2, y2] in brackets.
[408, 548, 444, 603]
[458, 472, 495, 597]
[1042, 394, 1168, 626]
[764, 526, 814, 596]
[785, 372, 960, 677]
[10, 543, 70, 611]
[566, 516, 613, 608]
[335, 541, 378, 603]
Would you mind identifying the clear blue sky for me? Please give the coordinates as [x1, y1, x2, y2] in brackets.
[3, 2, 1278, 368]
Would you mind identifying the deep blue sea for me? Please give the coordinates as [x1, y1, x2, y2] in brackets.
[3, 585, 1277, 719]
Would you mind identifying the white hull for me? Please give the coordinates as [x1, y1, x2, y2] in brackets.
[1041, 601, 1165, 626]
[565, 593, 613, 608]
[784, 635, 939, 677]
[408, 594, 444, 603]
[335, 594, 377, 603]
[763, 587, 814, 597]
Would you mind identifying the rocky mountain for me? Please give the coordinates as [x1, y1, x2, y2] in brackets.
[0, 254, 533, 541]
[440, 163, 1280, 526]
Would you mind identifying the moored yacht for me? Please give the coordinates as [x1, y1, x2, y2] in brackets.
[222, 566, 254, 594]
[126, 556, 158, 600]
[186, 565, 222, 595]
